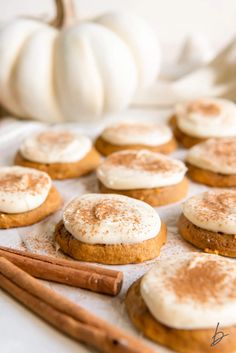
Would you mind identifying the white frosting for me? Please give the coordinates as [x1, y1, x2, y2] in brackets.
[141, 253, 236, 329]
[20, 130, 92, 164]
[182, 189, 236, 234]
[0, 166, 51, 214]
[97, 150, 187, 190]
[186, 138, 236, 174]
[63, 193, 161, 244]
[101, 121, 173, 146]
[175, 98, 236, 138]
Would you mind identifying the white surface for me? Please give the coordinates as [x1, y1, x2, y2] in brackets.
[0, 109, 235, 353]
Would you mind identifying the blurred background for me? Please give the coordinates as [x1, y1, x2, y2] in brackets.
[1, 0, 236, 67]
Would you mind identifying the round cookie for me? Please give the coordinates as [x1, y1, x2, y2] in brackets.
[169, 98, 236, 148]
[55, 193, 167, 264]
[186, 138, 236, 187]
[95, 121, 177, 156]
[0, 166, 61, 228]
[97, 150, 188, 206]
[178, 189, 236, 257]
[126, 253, 236, 353]
[15, 130, 101, 180]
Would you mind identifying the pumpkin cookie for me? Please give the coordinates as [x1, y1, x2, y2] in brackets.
[178, 189, 236, 257]
[0, 166, 61, 228]
[169, 98, 236, 148]
[126, 253, 236, 353]
[97, 150, 188, 206]
[186, 138, 236, 187]
[15, 130, 101, 180]
[95, 121, 176, 156]
[55, 193, 166, 264]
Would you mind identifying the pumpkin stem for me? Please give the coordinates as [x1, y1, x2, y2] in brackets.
[51, 0, 76, 28]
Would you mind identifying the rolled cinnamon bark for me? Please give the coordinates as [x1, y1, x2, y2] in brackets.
[0, 257, 154, 353]
[0, 246, 123, 296]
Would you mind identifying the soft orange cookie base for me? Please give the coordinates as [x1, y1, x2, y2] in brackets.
[94, 136, 177, 156]
[14, 148, 101, 180]
[169, 115, 206, 148]
[0, 186, 62, 229]
[99, 177, 189, 207]
[54, 221, 167, 265]
[178, 213, 236, 258]
[187, 162, 236, 187]
[125, 279, 236, 353]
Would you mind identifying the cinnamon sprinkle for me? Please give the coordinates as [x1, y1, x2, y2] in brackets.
[105, 151, 182, 173]
[0, 170, 49, 195]
[37, 131, 75, 146]
[187, 101, 221, 116]
[169, 258, 235, 304]
[194, 190, 236, 223]
[106, 122, 157, 136]
[198, 138, 236, 168]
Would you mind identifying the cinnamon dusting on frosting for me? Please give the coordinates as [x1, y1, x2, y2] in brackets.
[104, 150, 182, 173]
[193, 190, 236, 223]
[63, 194, 161, 245]
[187, 101, 221, 116]
[0, 169, 49, 195]
[169, 258, 232, 304]
[105, 122, 159, 135]
[37, 131, 75, 146]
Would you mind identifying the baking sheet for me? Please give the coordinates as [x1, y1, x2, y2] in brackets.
[0, 110, 231, 353]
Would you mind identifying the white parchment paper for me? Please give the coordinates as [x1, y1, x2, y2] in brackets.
[0, 111, 232, 353]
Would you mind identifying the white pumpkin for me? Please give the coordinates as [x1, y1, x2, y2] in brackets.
[0, 0, 160, 122]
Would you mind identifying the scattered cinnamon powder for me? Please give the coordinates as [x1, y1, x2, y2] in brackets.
[169, 258, 235, 304]
[187, 101, 221, 116]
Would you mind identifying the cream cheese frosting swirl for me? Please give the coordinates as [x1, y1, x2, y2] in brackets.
[175, 98, 236, 138]
[63, 193, 161, 244]
[186, 138, 236, 174]
[20, 130, 92, 164]
[141, 253, 236, 329]
[182, 189, 236, 234]
[101, 121, 173, 146]
[0, 166, 51, 213]
[97, 150, 187, 190]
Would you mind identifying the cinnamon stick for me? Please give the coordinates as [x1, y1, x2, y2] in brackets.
[0, 246, 123, 296]
[0, 257, 155, 353]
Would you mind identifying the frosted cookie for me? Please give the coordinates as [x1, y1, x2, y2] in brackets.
[178, 189, 236, 257]
[0, 166, 61, 228]
[125, 253, 236, 353]
[15, 130, 101, 180]
[170, 98, 236, 148]
[186, 138, 236, 187]
[97, 150, 188, 206]
[95, 121, 177, 156]
[55, 193, 166, 264]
